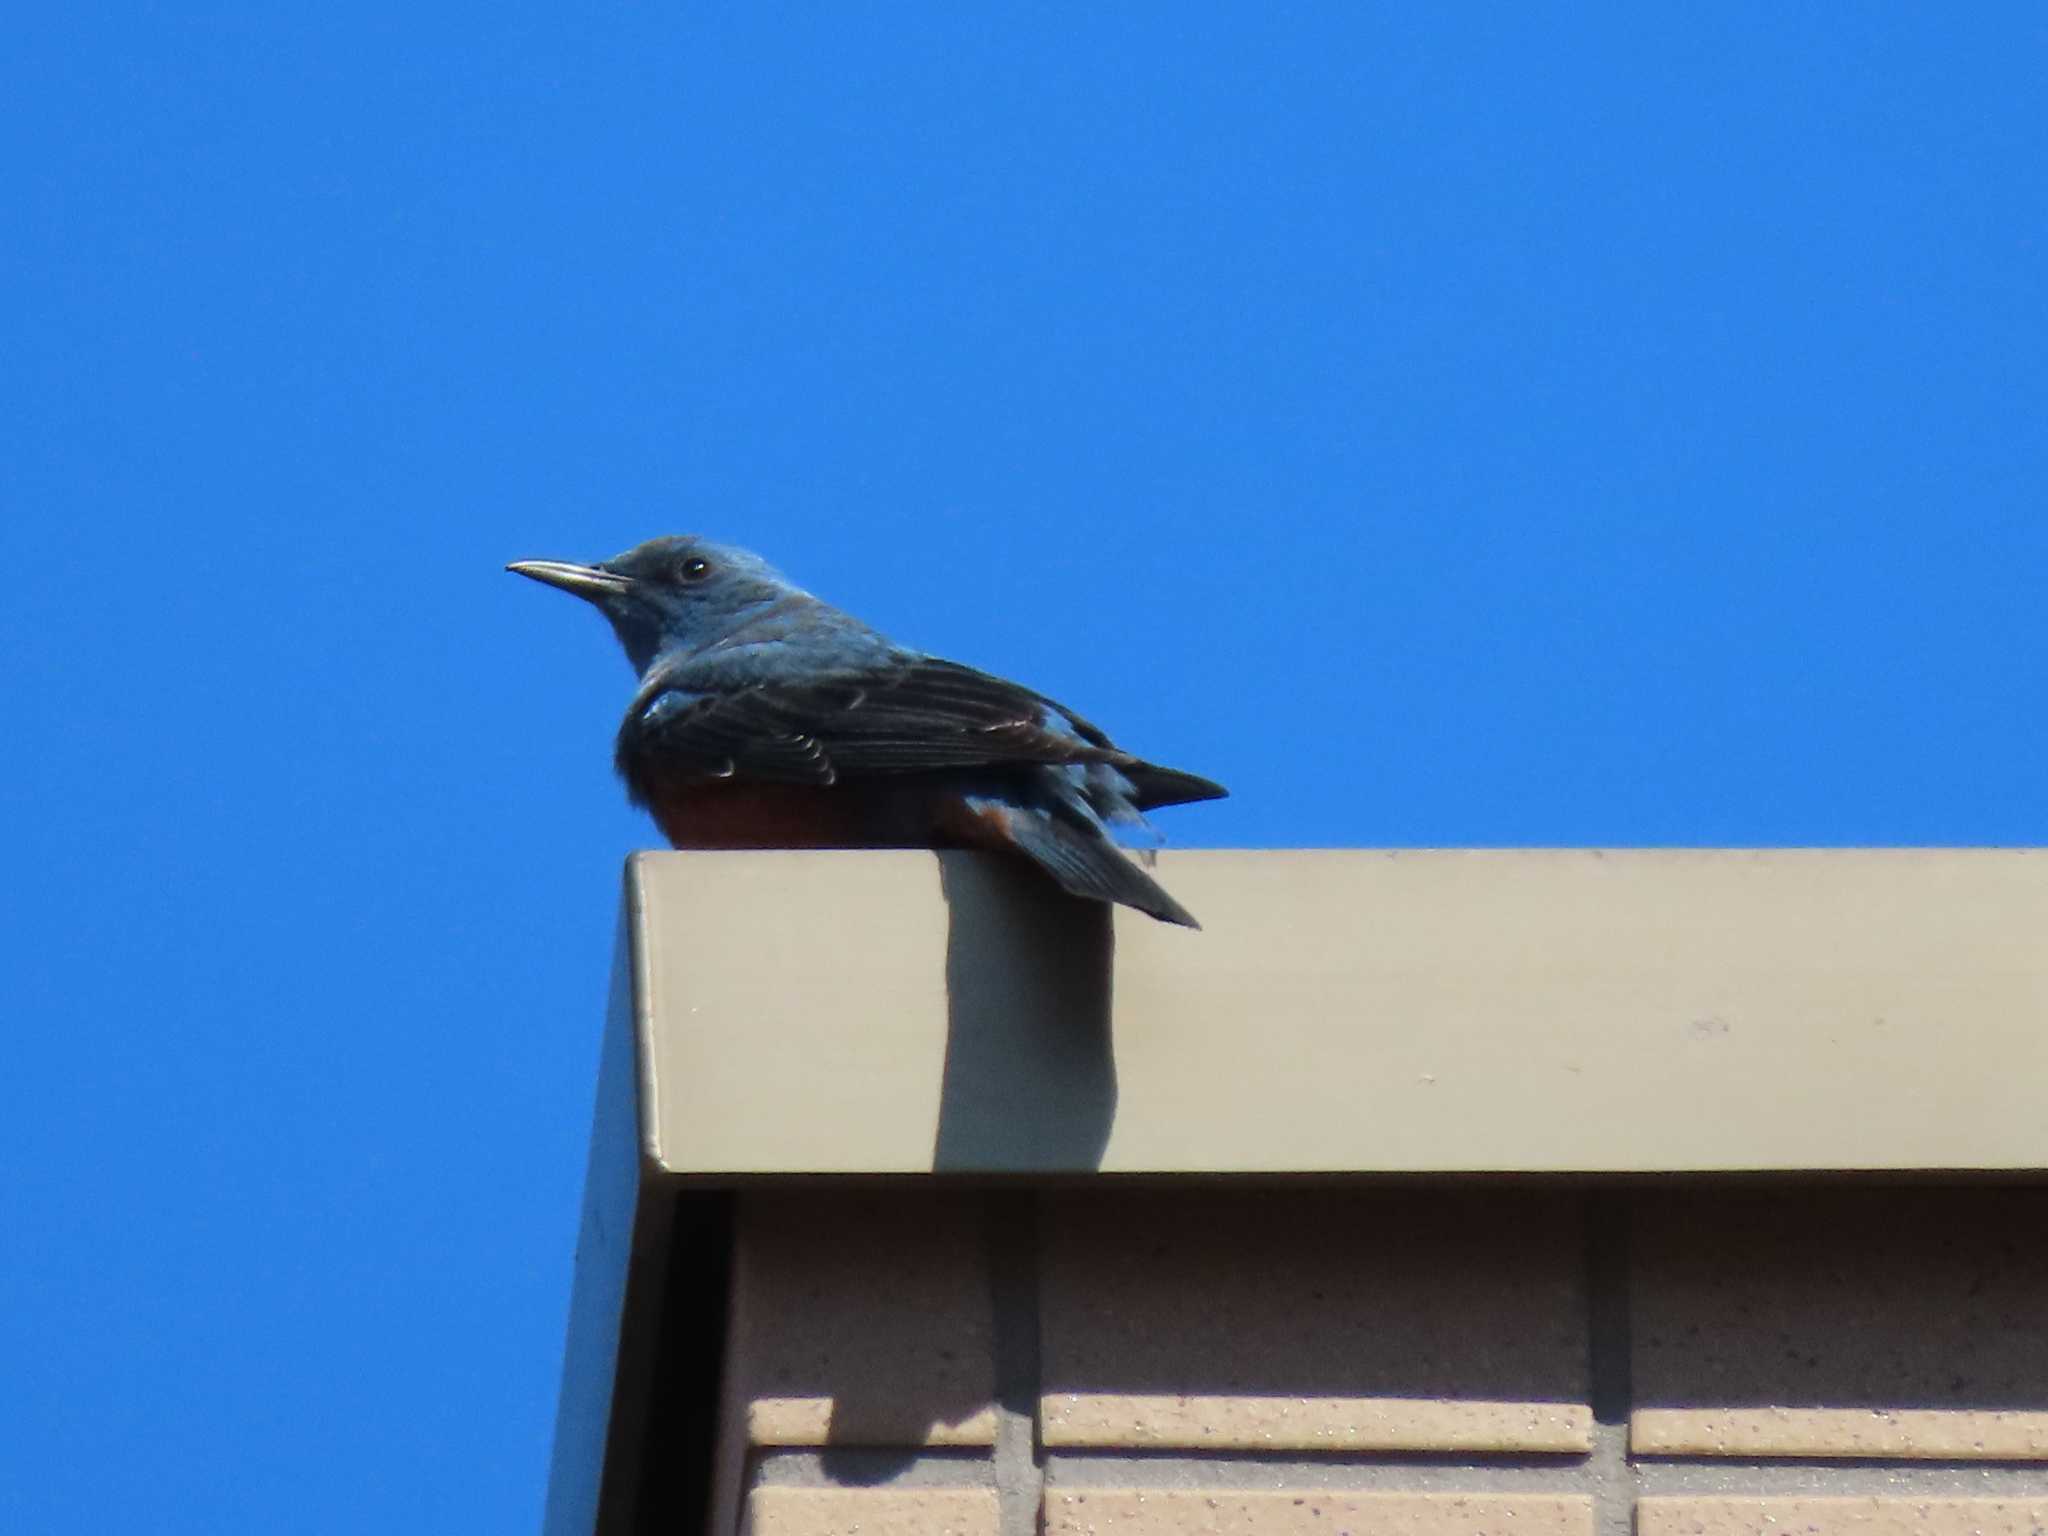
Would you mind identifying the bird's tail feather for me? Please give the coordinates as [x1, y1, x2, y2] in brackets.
[1122, 761, 1229, 812]
[996, 805, 1202, 928]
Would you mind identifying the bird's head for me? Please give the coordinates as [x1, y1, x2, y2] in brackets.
[508, 535, 801, 675]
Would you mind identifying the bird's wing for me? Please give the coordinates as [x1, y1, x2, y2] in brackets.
[625, 656, 1125, 786]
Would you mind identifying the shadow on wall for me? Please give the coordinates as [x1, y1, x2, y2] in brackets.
[1632, 1187, 2048, 1414]
[931, 852, 1118, 1173]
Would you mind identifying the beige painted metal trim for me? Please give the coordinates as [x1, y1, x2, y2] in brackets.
[623, 848, 2048, 1175]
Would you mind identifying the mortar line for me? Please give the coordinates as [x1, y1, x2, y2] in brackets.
[986, 1190, 1046, 1536]
[1585, 1189, 1638, 1536]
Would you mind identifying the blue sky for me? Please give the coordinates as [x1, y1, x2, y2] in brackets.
[4, 6, 2044, 1531]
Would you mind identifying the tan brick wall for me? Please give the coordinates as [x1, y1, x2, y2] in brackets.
[725, 1190, 998, 1447]
[1638, 1497, 2048, 1535]
[1044, 1490, 1594, 1534]
[1039, 1189, 1591, 1453]
[1631, 1189, 2048, 1460]
[717, 1186, 2048, 1536]
[747, 1487, 1000, 1536]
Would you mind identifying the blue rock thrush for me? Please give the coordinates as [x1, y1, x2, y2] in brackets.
[509, 535, 1226, 926]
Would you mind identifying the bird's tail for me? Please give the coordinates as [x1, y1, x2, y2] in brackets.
[991, 801, 1202, 928]
[1121, 760, 1229, 812]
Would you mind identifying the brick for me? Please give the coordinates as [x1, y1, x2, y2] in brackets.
[1041, 1394, 1591, 1453]
[746, 1487, 999, 1536]
[1631, 1190, 2048, 1459]
[1631, 1407, 2048, 1459]
[1039, 1189, 1591, 1452]
[731, 1190, 998, 1447]
[1638, 1497, 2048, 1535]
[1042, 1490, 1592, 1535]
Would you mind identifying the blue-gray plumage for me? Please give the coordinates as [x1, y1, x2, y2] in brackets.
[508, 535, 1226, 926]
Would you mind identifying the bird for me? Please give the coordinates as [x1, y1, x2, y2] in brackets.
[508, 535, 1226, 926]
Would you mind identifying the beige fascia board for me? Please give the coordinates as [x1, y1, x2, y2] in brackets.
[619, 847, 2048, 1177]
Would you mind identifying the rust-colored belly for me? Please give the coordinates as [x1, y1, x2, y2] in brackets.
[648, 779, 926, 850]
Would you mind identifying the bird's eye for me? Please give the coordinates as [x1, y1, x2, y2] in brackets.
[680, 557, 711, 582]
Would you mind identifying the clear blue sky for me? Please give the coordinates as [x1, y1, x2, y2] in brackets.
[5, 7, 2043, 1531]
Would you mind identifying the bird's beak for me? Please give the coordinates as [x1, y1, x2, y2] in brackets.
[506, 559, 635, 603]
